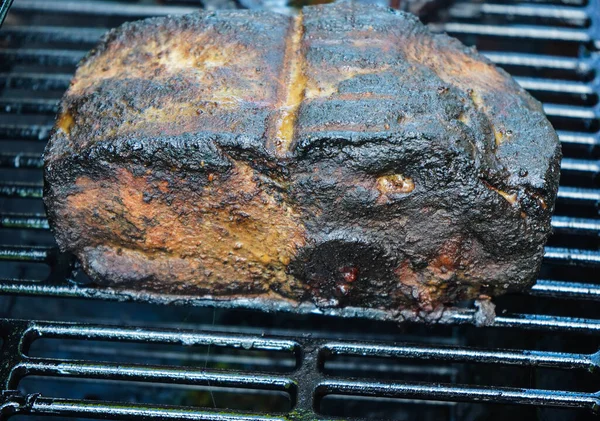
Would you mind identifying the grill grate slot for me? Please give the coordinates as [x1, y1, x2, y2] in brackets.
[1, 0, 600, 420]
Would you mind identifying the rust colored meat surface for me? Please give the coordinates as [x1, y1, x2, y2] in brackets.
[44, 2, 561, 315]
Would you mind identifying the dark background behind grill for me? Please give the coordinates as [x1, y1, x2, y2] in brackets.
[0, 0, 600, 420]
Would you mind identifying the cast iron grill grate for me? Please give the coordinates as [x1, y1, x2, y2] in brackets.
[0, 0, 599, 420]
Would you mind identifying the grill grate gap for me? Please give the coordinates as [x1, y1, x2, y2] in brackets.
[318, 395, 455, 420]
[17, 377, 295, 413]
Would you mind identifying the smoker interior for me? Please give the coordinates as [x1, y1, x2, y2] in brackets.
[0, 0, 599, 420]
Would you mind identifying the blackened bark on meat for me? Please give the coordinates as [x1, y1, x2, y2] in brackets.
[44, 2, 561, 315]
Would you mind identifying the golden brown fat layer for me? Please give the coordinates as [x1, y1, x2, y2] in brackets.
[270, 12, 307, 157]
[44, 2, 561, 313]
[59, 162, 305, 295]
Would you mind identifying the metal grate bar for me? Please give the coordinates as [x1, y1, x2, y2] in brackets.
[543, 247, 600, 266]
[0, 0, 13, 27]
[316, 380, 600, 412]
[321, 342, 599, 370]
[0, 246, 51, 262]
[0, 153, 43, 169]
[0, 213, 48, 229]
[482, 52, 590, 71]
[543, 103, 598, 119]
[0, 282, 599, 330]
[0, 282, 218, 302]
[29, 322, 299, 352]
[440, 23, 590, 42]
[551, 215, 600, 235]
[450, 3, 590, 21]
[0, 72, 72, 90]
[531, 279, 600, 300]
[0, 183, 43, 198]
[9, 0, 198, 17]
[0, 124, 52, 141]
[0, 25, 107, 44]
[12, 360, 296, 391]
[13, 396, 290, 421]
[0, 98, 59, 114]
[514, 76, 595, 95]
[560, 157, 600, 176]
[448, 312, 600, 334]
[0, 48, 85, 66]
[557, 131, 599, 147]
[556, 186, 600, 205]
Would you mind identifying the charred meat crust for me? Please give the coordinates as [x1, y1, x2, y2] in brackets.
[44, 2, 561, 313]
